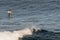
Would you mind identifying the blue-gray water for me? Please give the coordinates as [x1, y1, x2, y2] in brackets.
[0, 0, 60, 40]
[0, 0, 60, 32]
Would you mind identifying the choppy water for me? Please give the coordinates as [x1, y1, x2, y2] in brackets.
[0, 0, 60, 32]
[0, 0, 60, 40]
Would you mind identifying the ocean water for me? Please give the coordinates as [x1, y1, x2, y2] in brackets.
[0, 0, 60, 40]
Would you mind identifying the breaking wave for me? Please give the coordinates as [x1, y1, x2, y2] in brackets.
[0, 28, 32, 40]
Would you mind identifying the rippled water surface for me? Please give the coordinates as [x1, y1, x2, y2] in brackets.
[0, 0, 60, 32]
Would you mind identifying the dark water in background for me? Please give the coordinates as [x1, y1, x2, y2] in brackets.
[0, 0, 60, 32]
[22, 29, 60, 40]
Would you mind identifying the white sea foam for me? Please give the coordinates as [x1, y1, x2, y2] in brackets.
[0, 28, 32, 40]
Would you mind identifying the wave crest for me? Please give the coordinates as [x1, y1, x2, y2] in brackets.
[0, 28, 32, 40]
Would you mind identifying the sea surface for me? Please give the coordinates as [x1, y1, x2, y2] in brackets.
[0, 0, 60, 40]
